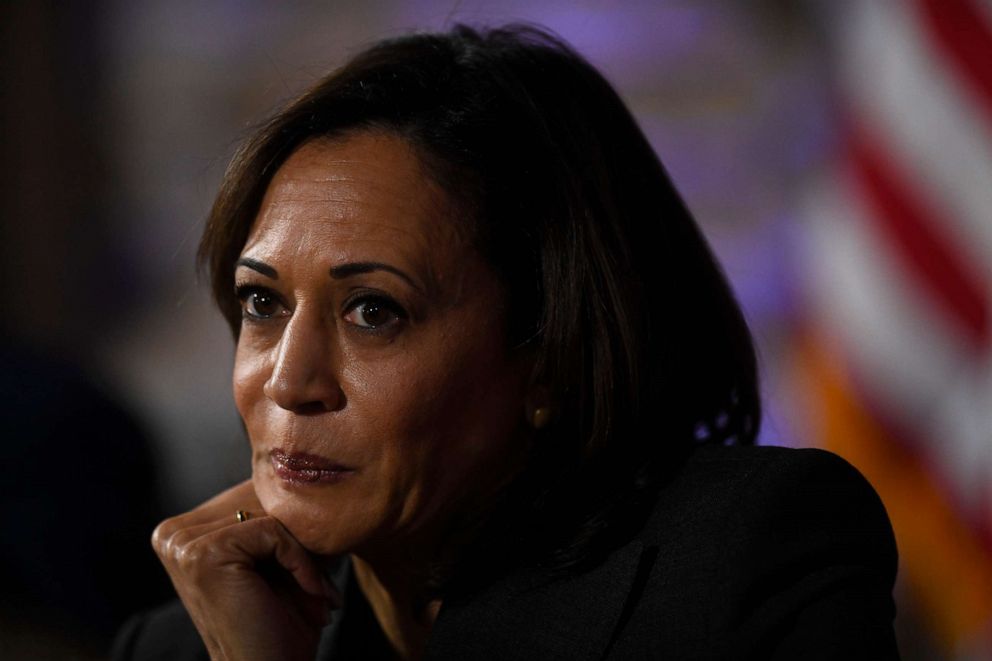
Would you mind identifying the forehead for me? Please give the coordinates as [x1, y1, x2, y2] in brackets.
[242, 132, 469, 271]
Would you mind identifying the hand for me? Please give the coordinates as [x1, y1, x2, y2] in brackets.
[152, 479, 340, 661]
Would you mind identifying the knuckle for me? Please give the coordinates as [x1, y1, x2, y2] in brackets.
[151, 516, 182, 555]
[175, 539, 209, 571]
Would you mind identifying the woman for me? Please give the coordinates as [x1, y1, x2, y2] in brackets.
[115, 24, 899, 660]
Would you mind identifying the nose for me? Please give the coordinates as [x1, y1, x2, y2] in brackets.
[263, 310, 344, 414]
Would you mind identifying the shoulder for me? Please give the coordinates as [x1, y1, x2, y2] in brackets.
[111, 599, 207, 661]
[656, 443, 899, 593]
[658, 441, 880, 495]
[644, 443, 896, 560]
[614, 443, 899, 659]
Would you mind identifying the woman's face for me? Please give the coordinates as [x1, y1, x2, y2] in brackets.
[233, 132, 535, 559]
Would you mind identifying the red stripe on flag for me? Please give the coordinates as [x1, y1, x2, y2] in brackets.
[846, 125, 990, 349]
[917, 0, 992, 123]
[849, 371, 992, 554]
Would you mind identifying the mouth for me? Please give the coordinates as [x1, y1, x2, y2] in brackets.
[269, 449, 355, 485]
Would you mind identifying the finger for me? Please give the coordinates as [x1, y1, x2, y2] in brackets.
[255, 560, 334, 630]
[152, 483, 259, 539]
[152, 508, 267, 560]
[155, 515, 338, 630]
[154, 510, 260, 557]
[223, 517, 340, 605]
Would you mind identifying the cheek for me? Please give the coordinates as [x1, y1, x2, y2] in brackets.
[357, 340, 526, 477]
[232, 342, 270, 432]
[347, 351, 455, 426]
[340, 359, 441, 475]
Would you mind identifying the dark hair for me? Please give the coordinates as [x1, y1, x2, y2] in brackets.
[200, 23, 759, 579]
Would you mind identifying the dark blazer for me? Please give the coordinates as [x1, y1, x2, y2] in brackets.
[113, 444, 900, 660]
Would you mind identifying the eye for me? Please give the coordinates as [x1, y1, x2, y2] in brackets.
[343, 295, 406, 331]
[235, 285, 287, 320]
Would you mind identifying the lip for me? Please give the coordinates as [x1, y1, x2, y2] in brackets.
[270, 449, 355, 485]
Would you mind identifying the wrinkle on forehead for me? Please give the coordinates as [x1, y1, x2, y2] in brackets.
[242, 131, 482, 306]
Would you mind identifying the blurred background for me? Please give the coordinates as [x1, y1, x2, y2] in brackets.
[1, 0, 989, 658]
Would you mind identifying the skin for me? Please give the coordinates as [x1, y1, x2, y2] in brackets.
[153, 131, 541, 660]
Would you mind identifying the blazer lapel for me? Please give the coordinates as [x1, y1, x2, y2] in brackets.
[426, 539, 647, 660]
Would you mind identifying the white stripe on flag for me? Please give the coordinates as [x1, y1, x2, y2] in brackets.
[803, 175, 990, 513]
[837, 0, 992, 273]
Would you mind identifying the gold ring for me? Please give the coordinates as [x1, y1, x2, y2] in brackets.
[235, 510, 249, 523]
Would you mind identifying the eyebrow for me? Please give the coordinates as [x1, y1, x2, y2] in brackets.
[235, 257, 278, 278]
[330, 262, 423, 293]
[235, 257, 422, 293]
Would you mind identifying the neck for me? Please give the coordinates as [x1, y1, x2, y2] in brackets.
[348, 463, 531, 659]
[351, 552, 442, 661]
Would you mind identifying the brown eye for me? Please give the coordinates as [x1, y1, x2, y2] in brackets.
[247, 291, 280, 318]
[236, 286, 285, 320]
[343, 296, 405, 331]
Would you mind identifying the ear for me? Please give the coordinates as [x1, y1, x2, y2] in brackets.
[524, 383, 553, 430]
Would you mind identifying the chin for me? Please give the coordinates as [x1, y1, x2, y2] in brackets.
[253, 475, 363, 557]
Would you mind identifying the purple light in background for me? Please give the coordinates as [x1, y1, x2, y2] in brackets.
[396, 1, 715, 75]
[516, 5, 710, 63]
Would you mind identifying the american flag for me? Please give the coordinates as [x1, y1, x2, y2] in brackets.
[792, 0, 992, 656]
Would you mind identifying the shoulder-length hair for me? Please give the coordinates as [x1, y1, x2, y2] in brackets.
[200, 23, 760, 576]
